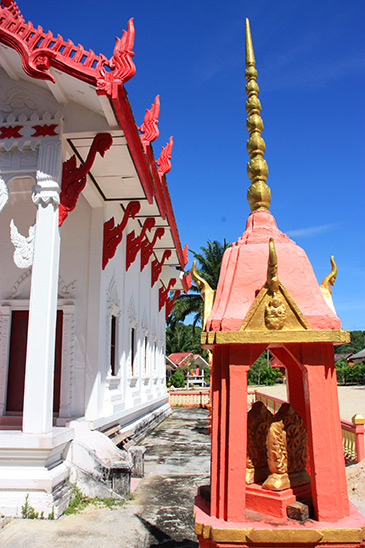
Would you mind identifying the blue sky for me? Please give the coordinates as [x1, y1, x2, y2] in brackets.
[22, 1, 364, 330]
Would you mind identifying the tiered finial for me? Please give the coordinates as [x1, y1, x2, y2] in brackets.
[245, 19, 271, 211]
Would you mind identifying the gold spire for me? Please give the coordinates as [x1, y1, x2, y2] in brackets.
[191, 260, 215, 330]
[245, 18, 271, 211]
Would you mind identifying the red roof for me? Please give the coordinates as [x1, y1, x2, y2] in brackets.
[168, 353, 193, 366]
[207, 210, 341, 332]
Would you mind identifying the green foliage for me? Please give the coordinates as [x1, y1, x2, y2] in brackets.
[336, 361, 365, 385]
[21, 494, 39, 519]
[166, 322, 202, 355]
[21, 495, 55, 520]
[247, 352, 282, 386]
[64, 483, 127, 515]
[168, 369, 186, 388]
[204, 367, 211, 385]
[169, 240, 231, 327]
[335, 330, 365, 354]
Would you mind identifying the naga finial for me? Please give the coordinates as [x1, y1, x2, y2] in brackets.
[265, 238, 286, 330]
[320, 256, 337, 314]
[191, 260, 215, 330]
[245, 19, 271, 212]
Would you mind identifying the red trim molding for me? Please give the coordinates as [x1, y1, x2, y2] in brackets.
[151, 250, 172, 288]
[126, 217, 155, 271]
[140, 227, 165, 271]
[139, 95, 160, 147]
[165, 290, 180, 319]
[59, 133, 112, 226]
[159, 278, 176, 311]
[102, 201, 140, 269]
[0, 3, 135, 87]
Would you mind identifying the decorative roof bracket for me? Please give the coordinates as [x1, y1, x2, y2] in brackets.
[102, 201, 140, 269]
[126, 217, 155, 271]
[59, 132, 112, 226]
[151, 249, 172, 288]
[140, 227, 165, 271]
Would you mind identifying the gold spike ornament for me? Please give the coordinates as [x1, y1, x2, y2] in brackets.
[191, 260, 215, 330]
[245, 19, 271, 212]
[265, 238, 286, 330]
[320, 256, 337, 314]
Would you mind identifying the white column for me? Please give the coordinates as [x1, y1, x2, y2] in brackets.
[22, 142, 62, 434]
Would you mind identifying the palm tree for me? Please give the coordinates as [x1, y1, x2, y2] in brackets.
[166, 322, 203, 355]
[169, 239, 231, 327]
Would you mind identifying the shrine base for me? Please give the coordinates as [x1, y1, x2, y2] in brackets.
[194, 490, 365, 548]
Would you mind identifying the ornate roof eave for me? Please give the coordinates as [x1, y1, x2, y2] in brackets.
[0, 1, 189, 279]
[0, 2, 136, 89]
[107, 85, 187, 276]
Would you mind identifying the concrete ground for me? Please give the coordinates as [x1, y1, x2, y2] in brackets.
[0, 389, 364, 547]
[0, 408, 210, 548]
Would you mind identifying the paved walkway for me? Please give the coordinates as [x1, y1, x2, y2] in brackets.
[0, 397, 364, 547]
[0, 408, 210, 548]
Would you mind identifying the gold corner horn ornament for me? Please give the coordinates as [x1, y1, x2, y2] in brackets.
[245, 18, 271, 212]
[191, 260, 215, 330]
[320, 256, 337, 314]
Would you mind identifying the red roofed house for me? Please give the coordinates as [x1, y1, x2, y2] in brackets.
[0, 1, 189, 517]
[167, 353, 210, 387]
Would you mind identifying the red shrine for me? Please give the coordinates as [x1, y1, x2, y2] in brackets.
[194, 19, 365, 548]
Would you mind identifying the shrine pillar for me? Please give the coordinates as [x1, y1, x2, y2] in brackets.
[210, 344, 265, 521]
[284, 343, 349, 521]
[22, 141, 62, 434]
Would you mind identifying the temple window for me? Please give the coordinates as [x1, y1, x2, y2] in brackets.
[110, 315, 117, 376]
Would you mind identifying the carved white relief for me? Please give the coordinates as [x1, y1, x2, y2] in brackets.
[59, 305, 76, 418]
[0, 151, 11, 168]
[127, 296, 137, 326]
[106, 272, 120, 307]
[32, 178, 60, 207]
[0, 88, 38, 113]
[20, 149, 38, 167]
[58, 277, 77, 299]
[10, 268, 32, 297]
[10, 219, 35, 269]
[0, 111, 63, 153]
[0, 175, 9, 212]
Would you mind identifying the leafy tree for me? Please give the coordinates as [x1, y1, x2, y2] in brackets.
[335, 361, 365, 385]
[334, 330, 365, 354]
[169, 240, 231, 327]
[168, 369, 186, 388]
[247, 351, 282, 386]
[166, 322, 202, 355]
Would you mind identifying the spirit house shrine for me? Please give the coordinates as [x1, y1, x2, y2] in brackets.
[0, 0, 189, 517]
[194, 20, 365, 548]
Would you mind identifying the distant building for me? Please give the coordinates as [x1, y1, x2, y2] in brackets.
[167, 353, 210, 388]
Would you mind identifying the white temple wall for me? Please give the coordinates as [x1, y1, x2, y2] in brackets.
[58, 193, 93, 418]
[97, 203, 168, 425]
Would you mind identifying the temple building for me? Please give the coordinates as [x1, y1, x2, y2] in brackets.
[0, 1, 188, 517]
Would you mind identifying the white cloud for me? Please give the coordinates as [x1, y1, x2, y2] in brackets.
[286, 223, 339, 238]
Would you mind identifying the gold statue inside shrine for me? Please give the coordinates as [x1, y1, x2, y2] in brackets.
[246, 402, 311, 491]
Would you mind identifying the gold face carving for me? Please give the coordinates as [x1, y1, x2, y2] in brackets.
[265, 294, 287, 330]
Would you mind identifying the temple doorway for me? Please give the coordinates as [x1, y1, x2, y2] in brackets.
[6, 310, 63, 413]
